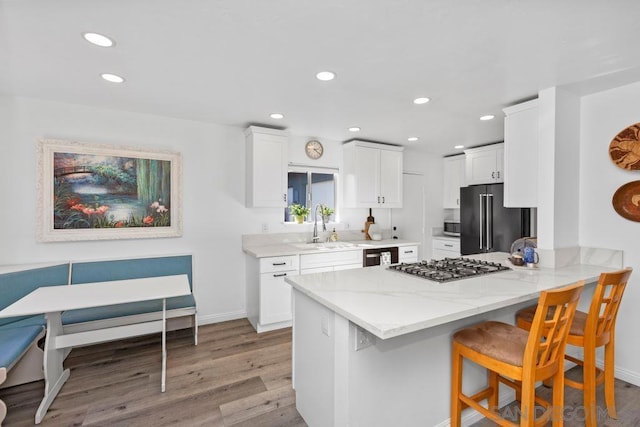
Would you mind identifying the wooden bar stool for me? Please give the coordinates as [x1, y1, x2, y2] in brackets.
[451, 282, 584, 426]
[515, 268, 632, 426]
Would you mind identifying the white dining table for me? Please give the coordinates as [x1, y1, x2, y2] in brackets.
[0, 274, 191, 424]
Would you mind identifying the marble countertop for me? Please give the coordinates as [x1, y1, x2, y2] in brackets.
[285, 252, 615, 340]
[243, 238, 420, 258]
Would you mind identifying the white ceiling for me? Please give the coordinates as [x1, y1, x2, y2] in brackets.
[2, 0, 640, 155]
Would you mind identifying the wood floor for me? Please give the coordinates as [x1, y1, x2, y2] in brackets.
[0, 319, 306, 426]
[2, 318, 640, 426]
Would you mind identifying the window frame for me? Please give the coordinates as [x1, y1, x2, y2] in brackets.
[286, 165, 339, 223]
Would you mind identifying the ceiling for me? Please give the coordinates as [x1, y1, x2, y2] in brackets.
[2, 1, 640, 155]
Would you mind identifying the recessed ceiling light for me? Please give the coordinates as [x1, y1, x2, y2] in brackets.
[413, 97, 430, 105]
[83, 32, 114, 47]
[101, 73, 125, 83]
[407, 137, 419, 142]
[316, 71, 336, 81]
[348, 127, 361, 132]
[454, 145, 465, 149]
[269, 113, 284, 119]
[480, 115, 495, 121]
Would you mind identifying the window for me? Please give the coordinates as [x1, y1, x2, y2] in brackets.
[285, 167, 337, 222]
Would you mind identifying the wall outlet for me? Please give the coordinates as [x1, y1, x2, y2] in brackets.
[354, 326, 375, 351]
[261, 223, 269, 233]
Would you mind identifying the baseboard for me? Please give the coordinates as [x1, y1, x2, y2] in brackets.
[197, 310, 247, 326]
[433, 390, 517, 427]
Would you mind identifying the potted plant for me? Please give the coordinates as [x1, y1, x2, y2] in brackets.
[289, 204, 310, 224]
[320, 205, 335, 223]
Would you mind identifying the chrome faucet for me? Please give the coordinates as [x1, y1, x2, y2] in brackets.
[312, 204, 327, 242]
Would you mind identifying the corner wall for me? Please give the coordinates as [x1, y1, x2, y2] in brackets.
[579, 81, 640, 385]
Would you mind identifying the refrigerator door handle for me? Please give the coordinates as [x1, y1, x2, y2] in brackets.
[486, 194, 493, 250]
[479, 194, 484, 250]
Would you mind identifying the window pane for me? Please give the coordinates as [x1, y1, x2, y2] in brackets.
[311, 173, 335, 214]
[286, 172, 308, 222]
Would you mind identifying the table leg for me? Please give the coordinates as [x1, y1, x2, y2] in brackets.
[35, 312, 70, 424]
[161, 298, 166, 393]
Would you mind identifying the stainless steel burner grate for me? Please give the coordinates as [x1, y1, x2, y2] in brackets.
[387, 257, 510, 282]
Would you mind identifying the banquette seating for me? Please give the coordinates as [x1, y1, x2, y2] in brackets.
[0, 255, 197, 404]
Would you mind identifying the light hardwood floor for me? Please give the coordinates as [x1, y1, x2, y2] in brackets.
[2, 319, 640, 426]
[0, 319, 306, 426]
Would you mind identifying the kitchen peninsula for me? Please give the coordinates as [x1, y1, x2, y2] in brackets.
[286, 251, 623, 427]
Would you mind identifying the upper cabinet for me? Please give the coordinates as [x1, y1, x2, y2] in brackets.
[245, 126, 288, 208]
[443, 155, 465, 208]
[342, 141, 404, 208]
[464, 143, 504, 186]
[503, 99, 538, 207]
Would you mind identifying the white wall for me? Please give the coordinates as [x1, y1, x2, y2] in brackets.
[0, 95, 257, 324]
[579, 81, 640, 384]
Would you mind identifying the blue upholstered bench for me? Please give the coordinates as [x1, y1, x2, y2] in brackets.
[0, 255, 197, 394]
[0, 263, 69, 390]
[61, 255, 198, 344]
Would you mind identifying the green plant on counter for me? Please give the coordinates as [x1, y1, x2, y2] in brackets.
[320, 206, 335, 218]
[289, 204, 311, 223]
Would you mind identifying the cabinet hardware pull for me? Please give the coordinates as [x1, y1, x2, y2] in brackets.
[404, 250, 414, 253]
[382, 196, 385, 203]
[273, 273, 287, 277]
[377, 196, 380, 203]
[272, 262, 287, 266]
[497, 171, 500, 179]
[491, 171, 495, 179]
[444, 244, 453, 248]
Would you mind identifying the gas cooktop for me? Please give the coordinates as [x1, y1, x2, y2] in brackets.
[387, 257, 510, 283]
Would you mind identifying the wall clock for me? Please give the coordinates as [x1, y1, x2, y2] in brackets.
[305, 140, 324, 159]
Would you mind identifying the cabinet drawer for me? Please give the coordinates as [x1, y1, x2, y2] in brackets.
[398, 245, 418, 262]
[300, 250, 362, 269]
[432, 239, 460, 252]
[260, 255, 298, 273]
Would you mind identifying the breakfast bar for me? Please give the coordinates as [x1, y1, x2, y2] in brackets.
[285, 252, 622, 426]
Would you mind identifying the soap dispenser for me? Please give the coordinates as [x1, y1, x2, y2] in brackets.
[330, 228, 338, 242]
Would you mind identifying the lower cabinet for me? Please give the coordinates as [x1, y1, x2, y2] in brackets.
[432, 238, 461, 260]
[247, 255, 299, 333]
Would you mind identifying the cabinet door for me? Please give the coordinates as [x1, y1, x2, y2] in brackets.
[443, 156, 465, 208]
[503, 100, 538, 207]
[353, 146, 381, 207]
[464, 144, 503, 186]
[379, 149, 403, 208]
[246, 128, 288, 208]
[260, 270, 298, 325]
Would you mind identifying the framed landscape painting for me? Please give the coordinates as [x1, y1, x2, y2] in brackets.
[38, 139, 183, 242]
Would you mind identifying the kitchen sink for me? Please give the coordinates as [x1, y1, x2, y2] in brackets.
[291, 242, 357, 250]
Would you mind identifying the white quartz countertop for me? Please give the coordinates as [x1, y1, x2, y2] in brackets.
[285, 252, 616, 340]
[243, 238, 419, 258]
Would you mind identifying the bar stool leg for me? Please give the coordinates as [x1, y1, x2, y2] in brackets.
[583, 346, 597, 427]
[604, 336, 617, 418]
[551, 366, 565, 427]
[520, 378, 536, 426]
[450, 347, 463, 427]
[488, 370, 499, 413]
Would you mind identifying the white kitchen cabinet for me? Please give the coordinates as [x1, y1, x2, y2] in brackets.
[443, 155, 465, 208]
[245, 126, 288, 208]
[398, 245, 419, 263]
[342, 141, 404, 208]
[300, 250, 362, 274]
[432, 238, 460, 260]
[503, 99, 538, 207]
[246, 255, 298, 332]
[464, 143, 504, 186]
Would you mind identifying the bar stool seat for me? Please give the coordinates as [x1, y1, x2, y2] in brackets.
[451, 282, 584, 427]
[515, 268, 632, 427]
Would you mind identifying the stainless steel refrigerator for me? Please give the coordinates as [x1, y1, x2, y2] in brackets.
[460, 184, 530, 256]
